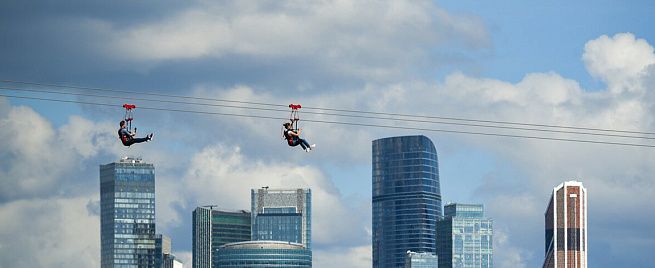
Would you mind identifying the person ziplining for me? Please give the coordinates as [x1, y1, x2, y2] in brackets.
[118, 104, 153, 147]
[283, 104, 315, 152]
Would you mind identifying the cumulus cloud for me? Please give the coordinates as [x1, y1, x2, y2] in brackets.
[0, 100, 117, 200]
[97, 0, 490, 81]
[175, 144, 369, 248]
[583, 33, 655, 93]
[0, 195, 100, 267]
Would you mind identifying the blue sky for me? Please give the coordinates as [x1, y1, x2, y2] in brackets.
[1, 1, 655, 267]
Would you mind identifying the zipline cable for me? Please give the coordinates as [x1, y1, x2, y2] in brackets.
[3, 79, 654, 136]
[2, 93, 655, 148]
[2, 85, 654, 141]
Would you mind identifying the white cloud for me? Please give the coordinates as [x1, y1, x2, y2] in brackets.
[313, 245, 372, 268]
[0, 100, 123, 200]
[99, 0, 490, 81]
[0, 195, 100, 267]
[583, 33, 655, 93]
[176, 144, 370, 248]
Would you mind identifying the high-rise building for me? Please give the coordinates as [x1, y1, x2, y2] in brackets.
[163, 254, 184, 268]
[155, 234, 172, 268]
[251, 188, 311, 249]
[542, 181, 587, 268]
[215, 241, 312, 267]
[436, 203, 493, 268]
[192, 207, 251, 268]
[372, 135, 441, 268]
[406, 251, 439, 268]
[100, 157, 157, 268]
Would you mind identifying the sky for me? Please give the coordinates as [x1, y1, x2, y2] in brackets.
[1, 0, 655, 267]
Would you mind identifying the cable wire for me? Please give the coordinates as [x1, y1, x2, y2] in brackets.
[4, 79, 654, 136]
[2, 85, 654, 141]
[2, 93, 655, 148]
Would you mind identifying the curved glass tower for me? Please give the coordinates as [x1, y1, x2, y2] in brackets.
[372, 135, 441, 268]
[215, 241, 312, 267]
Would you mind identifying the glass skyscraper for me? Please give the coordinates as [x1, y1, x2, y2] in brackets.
[251, 188, 311, 249]
[372, 135, 441, 268]
[436, 203, 493, 268]
[406, 251, 439, 268]
[542, 181, 587, 268]
[215, 241, 312, 267]
[192, 207, 251, 268]
[100, 157, 157, 268]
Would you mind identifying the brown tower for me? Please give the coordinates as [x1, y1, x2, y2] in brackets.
[542, 181, 587, 268]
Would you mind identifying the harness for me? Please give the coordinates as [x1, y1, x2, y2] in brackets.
[118, 127, 133, 145]
[284, 129, 298, 145]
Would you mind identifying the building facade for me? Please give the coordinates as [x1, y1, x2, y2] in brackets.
[406, 251, 439, 268]
[163, 254, 184, 268]
[251, 188, 311, 249]
[100, 157, 157, 268]
[436, 203, 493, 268]
[542, 181, 587, 268]
[192, 207, 251, 268]
[215, 241, 312, 268]
[372, 135, 441, 268]
[155, 234, 172, 268]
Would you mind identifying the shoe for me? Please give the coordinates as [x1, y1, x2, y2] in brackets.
[310, 144, 316, 149]
[148, 133, 154, 141]
[305, 148, 311, 152]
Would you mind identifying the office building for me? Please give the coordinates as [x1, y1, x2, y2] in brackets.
[215, 241, 312, 267]
[192, 207, 251, 268]
[372, 135, 441, 268]
[251, 188, 311, 249]
[406, 251, 438, 268]
[436, 203, 493, 268]
[155, 234, 172, 268]
[100, 157, 157, 268]
[163, 254, 184, 268]
[542, 181, 587, 268]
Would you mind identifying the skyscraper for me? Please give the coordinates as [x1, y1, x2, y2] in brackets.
[542, 181, 587, 268]
[372, 135, 441, 268]
[406, 251, 439, 268]
[155, 234, 172, 268]
[436, 203, 493, 268]
[100, 157, 157, 268]
[192, 207, 251, 268]
[251, 188, 311, 249]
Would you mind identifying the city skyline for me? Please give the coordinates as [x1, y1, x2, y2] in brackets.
[2, 1, 655, 267]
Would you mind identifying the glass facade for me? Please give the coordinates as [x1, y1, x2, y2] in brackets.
[215, 241, 312, 268]
[436, 203, 493, 268]
[252, 188, 311, 249]
[193, 207, 251, 268]
[372, 135, 441, 268]
[406, 251, 439, 268]
[100, 157, 157, 268]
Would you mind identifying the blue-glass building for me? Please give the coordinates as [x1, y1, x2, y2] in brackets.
[100, 157, 157, 268]
[215, 241, 312, 267]
[251, 188, 311, 249]
[436, 203, 493, 268]
[406, 251, 439, 268]
[192, 207, 251, 268]
[372, 135, 441, 268]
